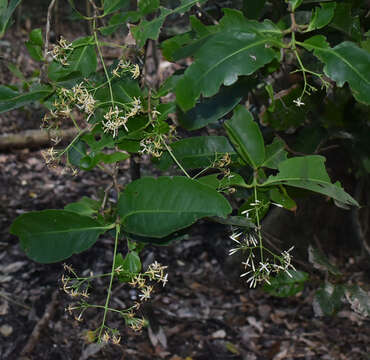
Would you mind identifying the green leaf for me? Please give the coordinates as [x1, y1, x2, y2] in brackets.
[176, 26, 280, 111]
[264, 270, 309, 297]
[224, 106, 265, 169]
[139, 0, 159, 15]
[132, 0, 206, 47]
[211, 215, 255, 229]
[330, 3, 361, 41]
[261, 156, 359, 207]
[64, 197, 101, 216]
[67, 139, 87, 167]
[103, 0, 130, 15]
[6, 63, 26, 82]
[10, 210, 109, 263]
[158, 136, 236, 171]
[114, 251, 141, 282]
[345, 285, 370, 317]
[262, 137, 288, 169]
[99, 11, 140, 36]
[48, 37, 97, 81]
[301, 35, 370, 105]
[0, 0, 21, 37]
[287, 0, 303, 11]
[306, 2, 336, 31]
[314, 283, 345, 316]
[178, 78, 254, 130]
[118, 176, 232, 238]
[308, 245, 342, 276]
[80, 151, 130, 171]
[197, 173, 248, 191]
[269, 188, 297, 211]
[25, 28, 44, 61]
[0, 84, 53, 113]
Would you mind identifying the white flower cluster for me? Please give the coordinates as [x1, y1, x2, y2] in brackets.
[102, 97, 142, 137]
[229, 227, 296, 288]
[48, 36, 73, 65]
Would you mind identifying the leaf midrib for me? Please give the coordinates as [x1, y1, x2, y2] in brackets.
[193, 37, 271, 91]
[301, 41, 370, 85]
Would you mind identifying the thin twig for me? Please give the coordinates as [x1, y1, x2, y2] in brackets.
[0, 291, 31, 310]
[44, 0, 57, 59]
[20, 290, 59, 356]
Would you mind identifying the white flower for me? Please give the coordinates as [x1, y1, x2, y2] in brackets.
[293, 98, 305, 107]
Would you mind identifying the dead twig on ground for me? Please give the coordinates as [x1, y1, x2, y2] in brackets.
[20, 289, 59, 356]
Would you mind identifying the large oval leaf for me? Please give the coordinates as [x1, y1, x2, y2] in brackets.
[118, 176, 232, 238]
[158, 136, 236, 170]
[301, 36, 370, 105]
[176, 28, 281, 111]
[178, 78, 255, 130]
[10, 210, 109, 263]
[224, 106, 265, 169]
[260, 156, 359, 207]
[0, 84, 53, 113]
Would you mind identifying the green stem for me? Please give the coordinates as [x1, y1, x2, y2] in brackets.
[253, 175, 263, 262]
[98, 224, 120, 342]
[293, 49, 308, 99]
[57, 129, 86, 158]
[70, 113, 81, 131]
[93, 18, 115, 107]
[162, 140, 191, 179]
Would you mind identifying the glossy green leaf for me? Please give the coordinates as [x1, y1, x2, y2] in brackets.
[176, 27, 280, 111]
[287, 0, 303, 11]
[264, 270, 309, 297]
[178, 78, 254, 130]
[67, 139, 87, 167]
[269, 188, 297, 211]
[314, 283, 344, 316]
[80, 151, 130, 171]
[211, 215, 255, 229]
[198, 173, 248, 191]
[0, 84, 53, 113]
[48, 37, 97, 81]
[262, 137, 288, 169]
[345, 285, 370, 317]
[6, 64, 26, 82]
[308, 245, 342, 275]
[64, 197, 101, 216]
[306, 2, 336, 31]
[114, 251, 141, 282]
[25, 28, 44, 61]
[139, 0, 159, 15]
[132, 0, 206, 47]
[0, 0, 21, 37]
[103, 0, 130, 15]
[330, 3, 361, 41]
[118, 176, 232, 238]
[301, 35, 370, 105]
[261, 156, 359, 207]
[158, 136, 236, 170]
[224, 106, 265, 169]
[10, 210, 109, 263]
[99, 11, 140, 36]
